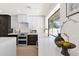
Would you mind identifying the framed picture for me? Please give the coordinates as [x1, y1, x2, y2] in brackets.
[48, 9, 60, 36]
[66, 3, 79, 17]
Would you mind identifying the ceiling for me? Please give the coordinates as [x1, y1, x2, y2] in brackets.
[0, 3, 57, 16]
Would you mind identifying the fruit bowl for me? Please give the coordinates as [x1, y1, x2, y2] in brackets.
[56, 41, 76, 49]
[61, 41, 76, 56]
[56, 40, 65, 47]
[62, 41, 76, 49]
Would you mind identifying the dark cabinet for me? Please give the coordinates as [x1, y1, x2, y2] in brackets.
[27, 35, 38, 45]
[0, 15, 11, 36]
[7, 15, 11, 33]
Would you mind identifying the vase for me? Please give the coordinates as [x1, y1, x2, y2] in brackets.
[55, 33, 65, 47]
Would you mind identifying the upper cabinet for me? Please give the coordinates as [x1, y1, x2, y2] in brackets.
[0, 15, 11, 36]
[18, 15, 28, 23]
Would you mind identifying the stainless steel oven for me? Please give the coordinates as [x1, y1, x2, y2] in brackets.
[18, 33, 27, 45]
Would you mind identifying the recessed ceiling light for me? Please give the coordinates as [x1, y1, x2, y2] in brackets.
[26, 6, 31, 9]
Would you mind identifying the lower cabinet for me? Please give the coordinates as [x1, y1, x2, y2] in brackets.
[27, 35, 38, 45]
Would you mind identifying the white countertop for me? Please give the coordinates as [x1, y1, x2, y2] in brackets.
[8, 33, 19, 35]
[8, 33, 38, 35]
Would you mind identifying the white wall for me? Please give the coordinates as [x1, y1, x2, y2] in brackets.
[11, 15, 21, 33]
[60, 3, 79, 56]
[42, 4, 62, 56]
[11, 15, 19, 29]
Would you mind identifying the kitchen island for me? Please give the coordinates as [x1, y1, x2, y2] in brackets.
[0, 37, 16, 56]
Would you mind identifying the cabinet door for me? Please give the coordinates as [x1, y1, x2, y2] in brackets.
[7, 16, 11, 33]
[27, 35, 38, 45]
[0, 16, 8, 36]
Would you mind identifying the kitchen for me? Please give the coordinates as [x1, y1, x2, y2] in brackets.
[0, 3, 53, 56]
[0, 15, 39, 56]
[10, 15, 39, 56]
